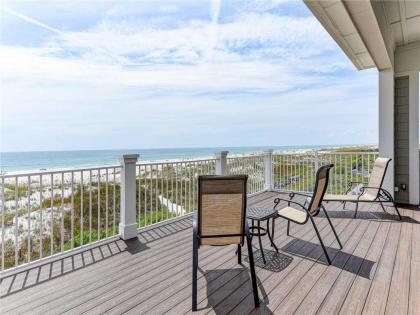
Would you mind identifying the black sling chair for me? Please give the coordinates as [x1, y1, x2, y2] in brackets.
[273, 164, 342, 265]
[323, 157, 401, 220]
[192, 175, 259, 311]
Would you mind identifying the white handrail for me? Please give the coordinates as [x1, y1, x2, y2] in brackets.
[0, 150, 378, 272]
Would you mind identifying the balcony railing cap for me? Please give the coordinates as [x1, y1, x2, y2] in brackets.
[214, 150, 229, 158]
[120, 154, 140, 163]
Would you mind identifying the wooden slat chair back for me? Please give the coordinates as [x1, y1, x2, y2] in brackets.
[198, 175, 247, 246]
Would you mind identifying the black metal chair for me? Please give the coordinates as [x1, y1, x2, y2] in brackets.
[273, 164, 342, 265]
[192, 175, 259, 311]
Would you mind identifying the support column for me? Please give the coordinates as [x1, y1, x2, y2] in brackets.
[215, 151, 229, 175]
[408, 71, 419, 205]
[379, 70, 394, 196]
[264, 149, 273, 191]
[119, 154, 139, 240]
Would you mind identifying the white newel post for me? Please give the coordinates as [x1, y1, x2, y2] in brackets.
[215, 151, 229, 175]
[264, 149, 273, 191]
[119, 154, 139, 240]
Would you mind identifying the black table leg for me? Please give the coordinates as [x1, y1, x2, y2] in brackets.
[257, 220, 266, 264]
[272, 217, 275, 240]
[267, 219, 278, 252]
[269, 219, 273, 247]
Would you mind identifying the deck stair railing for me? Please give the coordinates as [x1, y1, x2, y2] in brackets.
[0, 149, 377, 273]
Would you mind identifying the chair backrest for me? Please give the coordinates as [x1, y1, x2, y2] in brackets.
[307, 164, 334, 215]
[198, 175, 247, 246]
[364, 157, 391, 199]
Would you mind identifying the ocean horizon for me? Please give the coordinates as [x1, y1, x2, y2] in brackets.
[0, 144, 372, 173]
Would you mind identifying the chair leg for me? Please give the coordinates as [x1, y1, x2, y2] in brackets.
[343, 201, 347, 209]
[391, 199, 402, 220]
[322, 206, 342, 249]
[379, 201, 386, 212]
[267, 219, 278, 252]
[246, 234, 260, 308]
[354, 201, 359, 218]
[237, 244, 242, 264]
[250, 219, 255, 242]
[287, 220, 290, 236]
[272, 217, 275, 241]
[268, 219, 273, 248]
[309, 216, 332, 265]
[381, 189, 402, 220]
[192, 236, 198, 311]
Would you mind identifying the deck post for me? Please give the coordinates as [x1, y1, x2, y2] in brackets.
[379, 70, 394, 197]
[119, 154, 139, 240]
[408, 71, 419, 205]
[264, 149, 273, 191]
[215, 151, 229, 175]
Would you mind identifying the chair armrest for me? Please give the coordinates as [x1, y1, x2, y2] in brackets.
[345, 181, 367, 194]
[274, 197, 314, 218]
[359, 186, 380, 195]
[360, 186, 393, 199]
[288, 191, 312, 200]
[274, 197, 308, 211]
[360, 186, 381, 190]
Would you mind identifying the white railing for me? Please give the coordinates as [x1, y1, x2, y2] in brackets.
[227, 154, 266, 194]
[272, 151, 379, 194]
[136, 159, 216, 229]
[0, 165, 121, 272]
[0, 149, 378, 272]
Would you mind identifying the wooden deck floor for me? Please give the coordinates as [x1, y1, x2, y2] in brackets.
[1, 191, 419, 315]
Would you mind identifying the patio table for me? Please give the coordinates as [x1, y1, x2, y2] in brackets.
[246, 207, 279, 264]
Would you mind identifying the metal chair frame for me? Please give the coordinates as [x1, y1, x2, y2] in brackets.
[329, 158, 400, 219]
[192, 175, 259, 311]
[274, 164, 342, 265]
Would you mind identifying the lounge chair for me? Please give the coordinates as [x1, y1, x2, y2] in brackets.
[274, 164, 342, 265]
[192, 175, 259, 311]
[322, 157, 401, 220]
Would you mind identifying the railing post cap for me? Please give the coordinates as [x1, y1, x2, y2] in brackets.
[264, 149, 274, 154]
[120, 154, 139, 163]
[214, 150, 229, 158]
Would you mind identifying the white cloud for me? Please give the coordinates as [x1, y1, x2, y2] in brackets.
[0, 9, 349, 93]
[0, 1, 378, 151]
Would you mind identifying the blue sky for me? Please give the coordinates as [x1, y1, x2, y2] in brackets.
[0, 0, 378, 152]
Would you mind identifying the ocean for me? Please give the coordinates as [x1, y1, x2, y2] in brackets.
[1, 145, 352, 173]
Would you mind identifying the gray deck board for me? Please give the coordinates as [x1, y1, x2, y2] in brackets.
[0, 191, 419, 315]
[361, 214, 403, 314]
[409, 209, 420, 315]
[293, 217, 380, 315]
